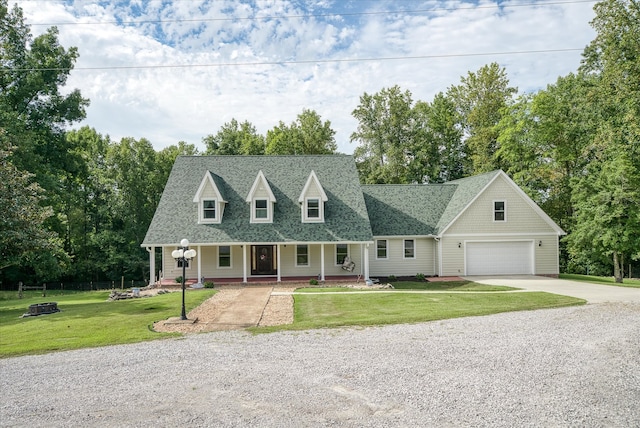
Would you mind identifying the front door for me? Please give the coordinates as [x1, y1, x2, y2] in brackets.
[252, 245, 277, 275]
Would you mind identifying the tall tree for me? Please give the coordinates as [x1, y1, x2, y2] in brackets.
[350, 86, 415, 184]
[567, 0, 640, 281]
[204, 119, 265, 155]
[448, 62, 517, 174]
[266, 109, 337, 155]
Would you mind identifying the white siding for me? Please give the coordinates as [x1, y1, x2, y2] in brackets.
[369, 238, 436, 277]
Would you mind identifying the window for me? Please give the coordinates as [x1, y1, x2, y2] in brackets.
[376, 240, 388, 259]
[296, 245, 309, 266]
[307, 199, 320, 219]
[255, 199, 268, 219]
[218, 246, 231, 268]
[494, 201, 506, 222]
[404, 239, 415, 259]
[203, 199, 216, 219]
[336, 244, 348, 265]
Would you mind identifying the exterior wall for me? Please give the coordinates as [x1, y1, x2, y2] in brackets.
[369, 237, 436, 277]
[162, 244, 366, 281]
[441, 175, 561, 276]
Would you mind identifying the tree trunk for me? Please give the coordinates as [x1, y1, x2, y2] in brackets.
[613, 252, 624, 283]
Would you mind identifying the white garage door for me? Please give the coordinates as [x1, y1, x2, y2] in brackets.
[466, 241, 533, 275]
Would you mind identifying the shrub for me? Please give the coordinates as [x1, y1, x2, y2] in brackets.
[415, 273, 426, 281]
[174, 276, 183, 284]
[388, 275, 397, 281]
[309, 278, 319, 285]
[204, 281, 215, 289]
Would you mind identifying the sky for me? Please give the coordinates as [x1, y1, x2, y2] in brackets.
[13, 0, 598, 154]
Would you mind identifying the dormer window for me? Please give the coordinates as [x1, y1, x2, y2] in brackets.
[203, 200, 216, 220]
[247, 170, 276, 224]
[299, 171, 328, 223]
[193, 172, 226, 224]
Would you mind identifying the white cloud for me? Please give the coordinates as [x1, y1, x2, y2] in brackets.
[12, 0, 596, 153]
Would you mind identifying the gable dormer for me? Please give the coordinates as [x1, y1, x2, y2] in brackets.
[246, 170, 276, 223]
[298, 170, 328, 223]
[193, 171, 227, 224]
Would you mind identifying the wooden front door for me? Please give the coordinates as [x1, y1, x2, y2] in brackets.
[252, 245, 277, 275]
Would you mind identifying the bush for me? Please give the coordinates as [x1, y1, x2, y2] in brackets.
[309, 278, 319, 286]
[415, 273, 426, 281]
[174, 276, 183, 284]
[388, 275, 397, 281]
[204, 281, 215, 289]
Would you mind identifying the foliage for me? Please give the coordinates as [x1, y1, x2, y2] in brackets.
[203, 118, 265, 155]
[559, 274, 640, 288]
[309, 278, 319, 285]
[174, 276, 183, 284]
[204, 281, 215, 289]
[266, 109, 337, 155]
[415, 273, 425, 281]
[0, 289, 216, 357]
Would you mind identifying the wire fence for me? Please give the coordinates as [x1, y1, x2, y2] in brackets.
[0, 279, 149, 292]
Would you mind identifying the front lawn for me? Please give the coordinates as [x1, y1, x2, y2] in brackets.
[297, 280, 515, 292]
[0, 289, 216, 358]
[560, 274, 640, 288]
[254, 290, 585, 332]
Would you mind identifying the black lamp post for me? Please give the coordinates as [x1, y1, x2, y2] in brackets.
[172, 239, 197, 320]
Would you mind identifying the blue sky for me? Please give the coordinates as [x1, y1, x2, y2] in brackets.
[15, 0, 597, 153]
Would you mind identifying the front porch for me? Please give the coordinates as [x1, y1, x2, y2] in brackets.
[155, 274, 363, 287]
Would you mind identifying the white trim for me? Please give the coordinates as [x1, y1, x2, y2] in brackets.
[246, 170, 276, 224]
[493, 199, 507, 222]
[303, 197, 324, 223]
[246, 170, 276, 202]
[403, 239, 416, 259]
[298, 170, 328, 202]
[443, 232, 560, 237]
[217, 245, 232, 269]
[335, 243, 350, 266]
[375, 239, 388, 260]
[295, 244, 310, 267]
[193, 171, 226, 225]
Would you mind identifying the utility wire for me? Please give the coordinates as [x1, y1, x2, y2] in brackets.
[6, 48, 583, 72]
[24, 0, 597, 26]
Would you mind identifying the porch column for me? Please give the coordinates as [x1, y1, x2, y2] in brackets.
[197, 245, 202, 283]
[277, 244, 282, 282]
[320, 244, 325, 281]
[363, 243, 370, 280]
[242, 245, 248, 283]
[147, 247, 155, 285]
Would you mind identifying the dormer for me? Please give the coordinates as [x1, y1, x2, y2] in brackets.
[193, 171, 227, 224]
[246, 170, 276, 223]
[298, 170, 328, 223]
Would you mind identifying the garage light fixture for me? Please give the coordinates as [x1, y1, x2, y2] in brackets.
[538, 240, 542, 247]
[458, 242, 462, 248]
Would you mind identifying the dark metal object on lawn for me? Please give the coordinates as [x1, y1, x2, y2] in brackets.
[22, 302, 60, 318]
[171, 239, 197, 320]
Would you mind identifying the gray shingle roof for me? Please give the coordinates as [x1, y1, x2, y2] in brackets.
[142, 155, 374, 246]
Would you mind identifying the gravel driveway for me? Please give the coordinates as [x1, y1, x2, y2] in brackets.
[1, 303, 639, 427]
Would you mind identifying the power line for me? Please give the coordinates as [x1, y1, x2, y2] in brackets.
[6, 48, 584, 72]
[24, 0, 597, 27]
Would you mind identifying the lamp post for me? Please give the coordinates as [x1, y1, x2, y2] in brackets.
[171, 239, 197, 320]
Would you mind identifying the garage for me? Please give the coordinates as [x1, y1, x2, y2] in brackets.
[466, 241, 534, 275]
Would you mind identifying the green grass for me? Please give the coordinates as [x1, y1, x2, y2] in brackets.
[560, 274, 640, 288]
[0, 289, 216, 358]
[253, 291, 585, 333]
[297, 281, 516, 292]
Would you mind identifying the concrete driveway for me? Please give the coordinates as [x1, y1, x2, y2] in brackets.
[464, 275, 640, 303]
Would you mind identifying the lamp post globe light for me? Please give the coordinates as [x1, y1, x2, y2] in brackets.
[171, 239, 197, 320]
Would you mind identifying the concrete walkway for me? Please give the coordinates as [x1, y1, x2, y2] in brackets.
[211, 286, 273, 329]
[464, 275, 640, 303]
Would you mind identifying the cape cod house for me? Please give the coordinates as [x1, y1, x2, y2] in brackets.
[142, 155, 565, 284]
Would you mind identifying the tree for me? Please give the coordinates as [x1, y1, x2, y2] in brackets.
[448, 63, 517, 174]
[204, 119, 265, 155]
[0, 137, 67, 279]
[566, 0, 640, 281]
[350, 86, 415, 184]
[266, 109, 337, 155]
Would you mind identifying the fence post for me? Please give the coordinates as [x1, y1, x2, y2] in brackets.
[43, 283, 46, 297]
[18, 281, 23, 299]
[121, 276, 124, 290]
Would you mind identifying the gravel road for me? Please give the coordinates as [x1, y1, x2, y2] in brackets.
[1, 303, 639, 427]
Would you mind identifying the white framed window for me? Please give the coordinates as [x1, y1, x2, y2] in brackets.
[336, 244, 349, 265]
[255, 199, 268, 219]
[494, 200, 506, 222]
[376, 239, 388, 259]
[296, 245, 309, 267]
[218, 246, 231, 268]
[307, 198, 320, 219]
[203, 199, 216, 220]
[404, 239, 415, 259]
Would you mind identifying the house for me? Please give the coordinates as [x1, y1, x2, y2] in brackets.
[141, 155, 565, 284]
